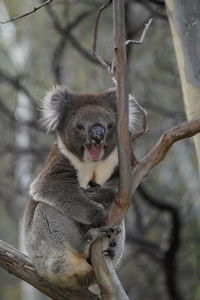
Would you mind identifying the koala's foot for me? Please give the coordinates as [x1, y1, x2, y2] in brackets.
[102, 240, 117, 259]
[86, 226, 115, 243]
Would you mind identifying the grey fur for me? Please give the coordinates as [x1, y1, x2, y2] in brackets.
[23, 86, 139, 290]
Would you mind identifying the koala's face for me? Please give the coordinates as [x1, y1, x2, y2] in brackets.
[60, 105, 116, 161]
[41, 86, 144, 162]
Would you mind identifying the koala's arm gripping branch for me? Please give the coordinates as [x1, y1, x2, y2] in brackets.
[31, 178, 107, 226]
[0, 239, 99, 300]
[30, 145, 108, 226]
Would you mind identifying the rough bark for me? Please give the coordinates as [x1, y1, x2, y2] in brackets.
[165, 0, 200, 170]
[0, 240, 99, 300]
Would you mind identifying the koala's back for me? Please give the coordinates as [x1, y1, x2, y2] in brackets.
[24, 198, 94, 288]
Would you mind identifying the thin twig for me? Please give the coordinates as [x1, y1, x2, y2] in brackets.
[125, 18, 153, 45]
[0, 0, 53, 24]
[92, 0, 117, 84]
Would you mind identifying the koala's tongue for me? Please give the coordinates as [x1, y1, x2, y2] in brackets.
[86, 143, 104, 161]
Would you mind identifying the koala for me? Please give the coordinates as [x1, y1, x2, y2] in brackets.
[23, 86, 141, 290]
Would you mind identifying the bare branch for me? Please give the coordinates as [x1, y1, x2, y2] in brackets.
[127, 236, 163, 261]
[51, 10, 94, 82]
[125, 18, 153, 46]
[0, 240, 99, 300]
[92, 0, 113, 77]
[0, 69, 36, 105]
[0, 0, 53, 24]
[46, 5, 99, 67]
[131, 118, 200, 194]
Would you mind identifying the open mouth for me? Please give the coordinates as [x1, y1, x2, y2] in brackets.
[84, 142, 105, 161]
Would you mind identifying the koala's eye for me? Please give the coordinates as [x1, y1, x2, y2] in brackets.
[107, 123, 113, 130]
[77, 124, 84, 131]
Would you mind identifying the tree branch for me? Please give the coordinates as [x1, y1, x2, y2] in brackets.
[46, 5, 99, 66]
[0, 240, 99, 300]
[51, 10, 94, 82]
[138, 186, 182, 300]
[131, 118, 200, 194]
[0, 69, 36, 105]
[125, 18, 153, 46]
[0, 0, 53, 24]
[91, 1, 131, 299]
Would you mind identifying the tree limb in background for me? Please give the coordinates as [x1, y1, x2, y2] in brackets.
[0, 0, 53, 24]
[138, 186, 182, 300]
[0, 240, 99, 300]
[46, 5, 99, 66]
[134, 0, 167, 20]
[51, 9, 94, 82]
[0, 69, 36, 105]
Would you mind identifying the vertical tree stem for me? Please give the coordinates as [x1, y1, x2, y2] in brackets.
[114, 0, 131, 201]
[108, 0, 132, 225]
[91, 1, 131, 299]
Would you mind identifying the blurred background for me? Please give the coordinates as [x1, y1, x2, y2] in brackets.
[0, 1, 199, 300]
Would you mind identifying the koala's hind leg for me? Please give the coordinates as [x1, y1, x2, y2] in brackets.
[46, 245, 95, 289]
[25, 202, 96, 289]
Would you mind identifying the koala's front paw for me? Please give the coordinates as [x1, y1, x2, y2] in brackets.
[85, 226, 115, 243]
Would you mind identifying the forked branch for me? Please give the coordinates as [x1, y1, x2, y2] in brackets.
[131, 118, 200, 194]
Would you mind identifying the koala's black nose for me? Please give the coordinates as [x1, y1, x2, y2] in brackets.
[89, 124, 106, 144]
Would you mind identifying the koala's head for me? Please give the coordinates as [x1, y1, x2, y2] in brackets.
[41, 86, 143, 162]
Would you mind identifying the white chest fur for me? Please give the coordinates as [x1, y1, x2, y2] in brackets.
[58, 138, 118, 188]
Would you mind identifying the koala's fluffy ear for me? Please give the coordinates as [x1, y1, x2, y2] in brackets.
[105, 88, 146, 136]
[41, 86, 70, 132]
[129, 94, 147, 136]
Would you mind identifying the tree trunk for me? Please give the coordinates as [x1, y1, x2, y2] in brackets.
[165, 0, 200, 170]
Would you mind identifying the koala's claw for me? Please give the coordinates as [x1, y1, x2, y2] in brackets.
[86, 226, 115, 243]
[102, 248, 115, 259]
